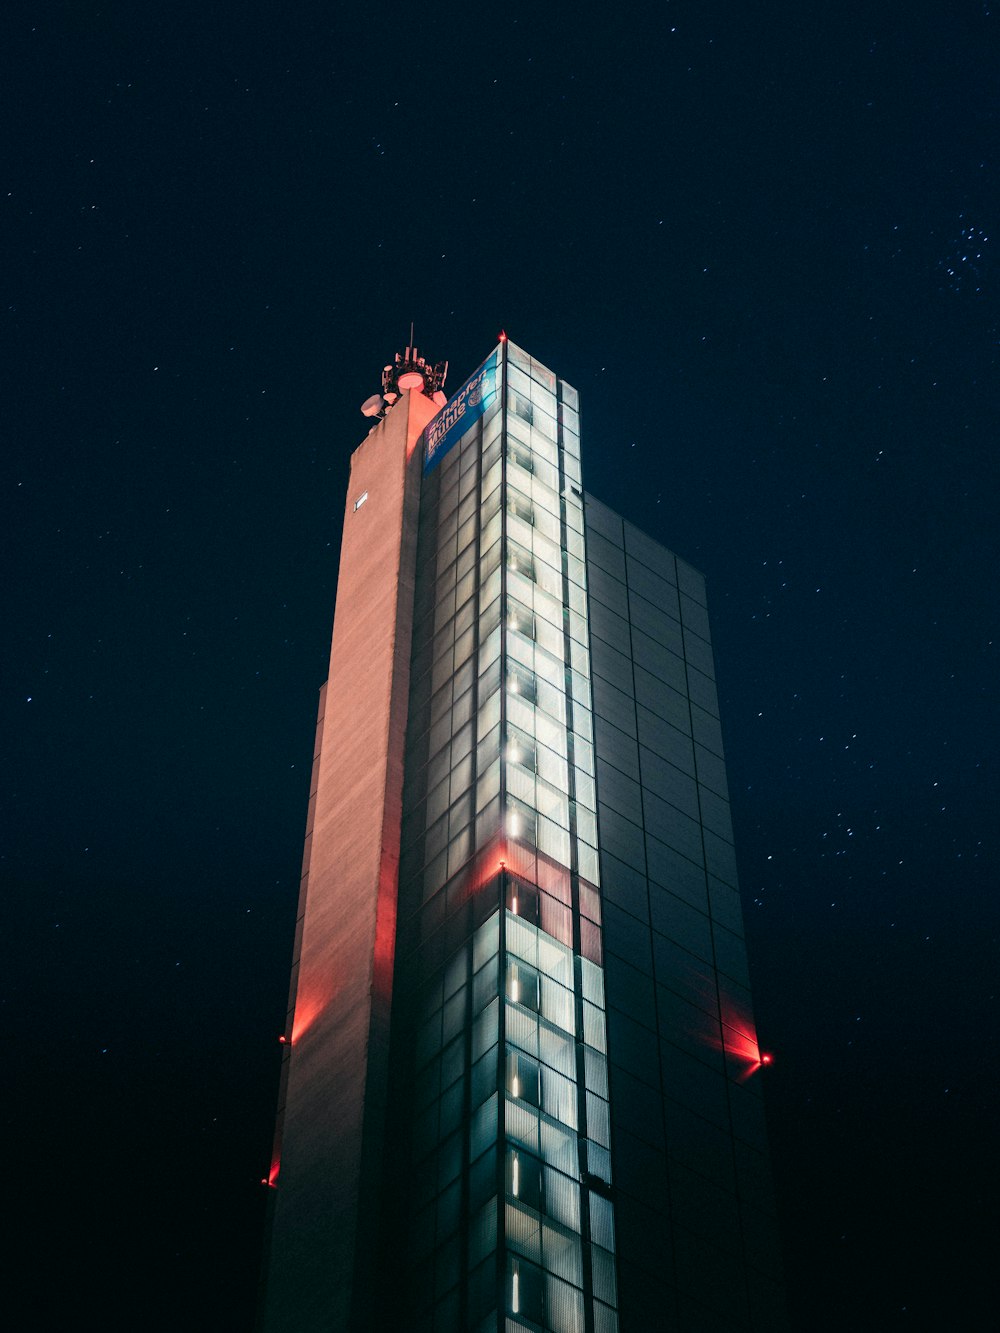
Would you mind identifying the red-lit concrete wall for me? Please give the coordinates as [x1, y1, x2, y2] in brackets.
[260, 391, 438, 1332]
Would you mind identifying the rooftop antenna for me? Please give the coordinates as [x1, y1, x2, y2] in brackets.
[362, 329, 449, 418]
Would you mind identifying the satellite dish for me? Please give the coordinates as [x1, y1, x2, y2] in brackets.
[360, 394, 384, 418]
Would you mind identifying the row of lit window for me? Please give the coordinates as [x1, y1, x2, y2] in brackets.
[410, 916, 611, 1163]
[419, 576, 500, 699]
[397, 1246, 616, 1333]
[422, 375, 581, 603]
[506, 1028, 609, 1156]
[508, 1252, 618, 1333]
[403, 1212, 614, 1333]
[505, 460, 586, 548]
[506, 875, 603, 954]
[418, 519, 600, 799]
[500, 422, 597, 873]
[406, 1083, 615, 1317]
[508, 1187, 616, 1279]
[507, 592, 589, 683]
[416, 439, 586, 685]
[408, 1037, 611, 1271]
[504, 341, 566, 404]
[506, 430, 558, 495]
[512, 486, 581, 563]
[405, 699, 593, 866]
[405, 603, 580, 881]
[501, 784, 598, 895]
[409, 1096, 611, 1253]
[503, 621, 588, 725]
[420, 448, 491, 556]
[501, 552, 600, 882]
[507, 361, 559, 418]
[504, 343, 581, 432]
[408, 607, 602, 879]
[509, 387, 557, 444]
[412, 533, 592, 710]
[506, 395, 584, 489]
[506, 407, 583, 489]
[508, 557, 588, 630]
[507, 634, 593, 733]
[507, 513, 589, 599]
[505, 916, 607, 1054]
[505, 432, 569, 500]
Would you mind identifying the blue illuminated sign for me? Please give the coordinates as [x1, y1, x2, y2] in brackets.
[423, 346, 501, 474]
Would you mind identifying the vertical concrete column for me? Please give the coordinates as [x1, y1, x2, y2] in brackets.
[261, 391, 438, 1332]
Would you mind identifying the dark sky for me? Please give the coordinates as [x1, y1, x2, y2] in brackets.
[4, 3, 997, 1328]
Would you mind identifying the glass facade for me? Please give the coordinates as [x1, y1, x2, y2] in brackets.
[265, 339, 784, 1332]
[584, 498, 787, 1331]
[385, 343, 618, 1332]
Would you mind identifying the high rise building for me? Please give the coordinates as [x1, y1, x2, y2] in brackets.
[259, 340, 786, 1332]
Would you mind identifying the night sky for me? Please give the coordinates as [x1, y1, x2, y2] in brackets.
[5, 3, 997, 1328]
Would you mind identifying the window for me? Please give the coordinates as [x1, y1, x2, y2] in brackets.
[506, 662, 538, 706]
[507, 876, 540, 925]
[509, 1257, 544, 1321]
[507, 1147, 544, 1210]
[507, 598, 536, 640]
[507, 958, 541, 1012]
[506, 539, 536, 582]
[506, 794, 539, 844]
[509, 388, 534, 425]
[506, 724, 538, 773]
[353, 491, 368, 511]
[507, 1049, 540, 1107]
[508, 489, 535, 526]
[507, 439, 534, 474]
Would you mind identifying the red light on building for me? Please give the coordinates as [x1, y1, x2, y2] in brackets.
[464, 844, 509, 896]
[291, 990, 327, 1044]
[760, 1053, 773, 1066]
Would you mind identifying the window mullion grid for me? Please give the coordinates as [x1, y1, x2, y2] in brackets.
[455, 415, 491, 1331]
[495, 338, 510, 1331]
[558, 381, 607, 1333]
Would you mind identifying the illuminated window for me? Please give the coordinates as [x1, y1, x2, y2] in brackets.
[507, 440, 534, 474]
[506, 876, 540, 925]
[508, 1256, 545, 1322]
[510, 389, 534, 425]
[506, 724, 538, 772]
[506, 1147, 543, 1210]
[507, 490, 535, 526]
[506, 599, 536, 640]
[506, 663, 537, 705]
[506, 539, 536, 582]
[506, 1050, 540, 1107]
[353, 491, 368, 511]
[505, 794, 538, 844]
[506, 958, 541, 1012]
